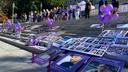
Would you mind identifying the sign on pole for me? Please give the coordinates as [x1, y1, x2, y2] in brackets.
[12, 2, 15, 24]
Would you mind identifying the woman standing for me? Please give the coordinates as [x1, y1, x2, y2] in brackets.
[75, 4, 81, 20]
[85, 0, 91, 18]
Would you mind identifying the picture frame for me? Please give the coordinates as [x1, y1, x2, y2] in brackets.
[78, 57, 124, 72]
[50, 53, 90, 72]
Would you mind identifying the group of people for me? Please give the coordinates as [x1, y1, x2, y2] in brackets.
[19, 0, 95, 23]
[2, 17, 23, 39]
[22, 6, 81, 23]
[5, 0, 120, 25]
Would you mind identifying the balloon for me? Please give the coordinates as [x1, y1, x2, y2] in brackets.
[100, 5, 107, 13]
[102, 14, 111, 24]
[97, 14, 104, 21]
[111, 13, 119, 19]
[106, 4, 113, 11]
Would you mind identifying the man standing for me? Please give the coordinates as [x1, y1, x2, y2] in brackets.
[85, 0, 91, 18]
[112, 0, 119, 10]
[99, 0, 104, 14]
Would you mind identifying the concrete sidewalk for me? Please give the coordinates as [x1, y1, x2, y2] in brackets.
[0, 41, 47, 72]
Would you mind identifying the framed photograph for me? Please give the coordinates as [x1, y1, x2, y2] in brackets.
[107, 46, 128, 56]
[79, 57, 124, 72]
[115, 38, 128, 45]
[51, 53, 90, 72]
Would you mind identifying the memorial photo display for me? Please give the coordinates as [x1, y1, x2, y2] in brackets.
[107, 46, 128, 56]
[115, 38, 128, 45]
[62, 37, 112, 56]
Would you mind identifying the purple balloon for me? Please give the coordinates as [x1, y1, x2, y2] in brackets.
[111, 13, 119, 19]
[97, 14, 104, 21]
[100, 5, 107, 13]
[102, 14, 111, 24]
[106, 4, 113, 11]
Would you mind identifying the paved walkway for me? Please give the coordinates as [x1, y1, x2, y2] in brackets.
[0, 41, 47, 72]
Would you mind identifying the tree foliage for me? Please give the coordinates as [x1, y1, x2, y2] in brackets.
[48, 0, 64, 6]
[0, 0, 64, 17]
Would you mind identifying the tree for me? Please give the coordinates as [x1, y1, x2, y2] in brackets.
[0, 0, 65, 17]
[0, 0, 12, 17]
[49, 0, 64, 7]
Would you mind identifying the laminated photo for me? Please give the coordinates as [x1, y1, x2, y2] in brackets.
[85, 37, 95, 43]
[90, 49, 98, 54]
[81, 61, 118, 72]
[84, 48, 92, 52]
[101, 45, 108, 50]
[57, 54, 82, 68]
[76, 47, 85, 51]
[94, 45, 101, 49]
[107, 46, 128, 55]
[115, 38, 128, 45]
[96, 50, 104, 55]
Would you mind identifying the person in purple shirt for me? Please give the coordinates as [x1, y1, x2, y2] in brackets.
[75, 4, 81, 20]
[4, 18, 12, 30]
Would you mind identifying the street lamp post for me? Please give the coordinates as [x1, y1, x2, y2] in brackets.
[40, 3, 42, 11]
[12, 2, 15, 24]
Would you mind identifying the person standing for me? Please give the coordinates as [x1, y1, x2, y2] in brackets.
[69, 8, 73, 20]
[75, 4, 81, 20]
[85, 0, 91, 18]
[65, 7, 70, 21]
[99, 0, 104, 14]
[3, 17, 12, 33]
[14, 20, 22, 39]
[112, 0, 119, 11]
